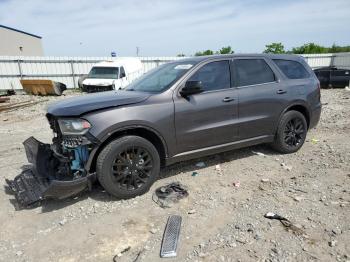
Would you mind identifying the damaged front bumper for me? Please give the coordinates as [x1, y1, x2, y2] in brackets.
[6, 136, 96, 207]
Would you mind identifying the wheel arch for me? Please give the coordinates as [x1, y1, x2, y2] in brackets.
[86, 125, 168, 172]
[276, 103, 311, 133]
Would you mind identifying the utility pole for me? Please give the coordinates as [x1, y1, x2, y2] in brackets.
[136, 47, 140, 57]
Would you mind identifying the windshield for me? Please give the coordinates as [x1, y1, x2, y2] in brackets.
[125, 61, 195, 92]
[88, 67, 119, 79]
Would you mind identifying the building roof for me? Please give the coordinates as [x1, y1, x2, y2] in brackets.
[0, 24, 42, 39]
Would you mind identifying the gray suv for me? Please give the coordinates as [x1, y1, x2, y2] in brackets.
[7, 54, 321, 206]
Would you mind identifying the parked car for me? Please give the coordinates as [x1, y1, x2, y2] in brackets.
[82, 58, 143, 92]
[313, 66, 350, 88]
[7, 54, 321, 206]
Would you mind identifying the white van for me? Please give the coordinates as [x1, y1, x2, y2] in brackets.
[82, 58, 143, 92]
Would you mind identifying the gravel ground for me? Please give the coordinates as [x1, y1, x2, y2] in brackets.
[0, 89, 349, 262]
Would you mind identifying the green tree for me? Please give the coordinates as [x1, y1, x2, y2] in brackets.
[176, 53, 186, 57]
[263, 43, 285, 54]
[195, 49, 214, 56]
[328, 43, 350, 53]
[219, 46, 234, 54]
[291, 43, 328, 54]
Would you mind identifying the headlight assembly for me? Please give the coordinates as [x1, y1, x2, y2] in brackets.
[58, 119, 91, 135]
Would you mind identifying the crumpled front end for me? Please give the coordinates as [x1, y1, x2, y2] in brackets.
[6, 115, 98, 207]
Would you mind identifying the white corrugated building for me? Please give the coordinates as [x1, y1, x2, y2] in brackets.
[0, 25, 44, 56]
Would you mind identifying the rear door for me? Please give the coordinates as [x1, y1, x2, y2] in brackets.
[233, 57, 287, 139]
[174, 59, 239, 153]
[330, 68, 350, 88]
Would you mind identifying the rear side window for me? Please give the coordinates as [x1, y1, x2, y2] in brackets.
[189, 61, 231, 91]
[273, 59, 310, 79]
[233, 59, 275, 87]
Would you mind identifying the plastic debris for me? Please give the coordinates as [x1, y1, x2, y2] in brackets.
[328, 240, 337, 247]
[232, 181, 240, 188]
[188, 209, 196, 214]
[132, 249, 145, 262]
[293, 196, 303, 202]
[215, 164, 223, 175]
[191, 171, 199, 177]
[281, 163, 292, 171]
[311, 138, 319, 144]
[113, 246, 131, 261]
[195, 161, 206, 168]
[252, 151, 266, 157]
[152, 182, 189, 208]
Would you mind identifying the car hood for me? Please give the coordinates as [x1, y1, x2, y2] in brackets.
[47, 90, 150, 117]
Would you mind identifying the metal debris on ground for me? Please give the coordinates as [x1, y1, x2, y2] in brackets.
[0, 90, 16, 96]
[195, 161, 206, 168]
[160, 215, 182, 258]
[0, 100, 48, 113]
[0, 97, 10, 103]
[21, 79, 66, 96]
[264, 212, 307, 237]
[152, 182, 188, 208]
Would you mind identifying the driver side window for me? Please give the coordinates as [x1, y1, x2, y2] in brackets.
[120, 67, 126, 78]
[188, 61, 231, 91]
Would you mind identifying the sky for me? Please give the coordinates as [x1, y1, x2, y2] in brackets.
[0, 0, 349, 56]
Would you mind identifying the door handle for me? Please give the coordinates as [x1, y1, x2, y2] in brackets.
[277, 89, 287, 94]
[222, 97, 235, 102]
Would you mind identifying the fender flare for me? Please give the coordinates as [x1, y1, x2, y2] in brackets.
[85, 124, 168, 171]
[274, 102, 311, 134]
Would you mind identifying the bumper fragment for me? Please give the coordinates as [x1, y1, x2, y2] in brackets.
[6, 169, 48, 206]
[5, 137, 95, 207]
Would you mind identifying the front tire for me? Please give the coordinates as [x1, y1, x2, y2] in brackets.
[272, 110, 307, 154]
[96, 136, 160, 199]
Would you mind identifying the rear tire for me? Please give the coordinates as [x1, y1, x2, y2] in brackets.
[96, 136, 160, 199]
[272, 110, 307, 154]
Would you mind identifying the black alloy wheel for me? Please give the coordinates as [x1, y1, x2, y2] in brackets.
[112, 146, 153, 190]
[272, 110, 308, 154]
[97, 136, 160, 199]
[283, 117, 306, 148]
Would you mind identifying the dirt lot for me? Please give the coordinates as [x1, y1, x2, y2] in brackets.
[0, 89, 349, 262]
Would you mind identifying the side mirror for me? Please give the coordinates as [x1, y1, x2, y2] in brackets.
[120, 72, 126, 78]
[180, 81, 203, 97]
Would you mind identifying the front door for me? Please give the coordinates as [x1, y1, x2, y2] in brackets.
[174, 60, 239, 153]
